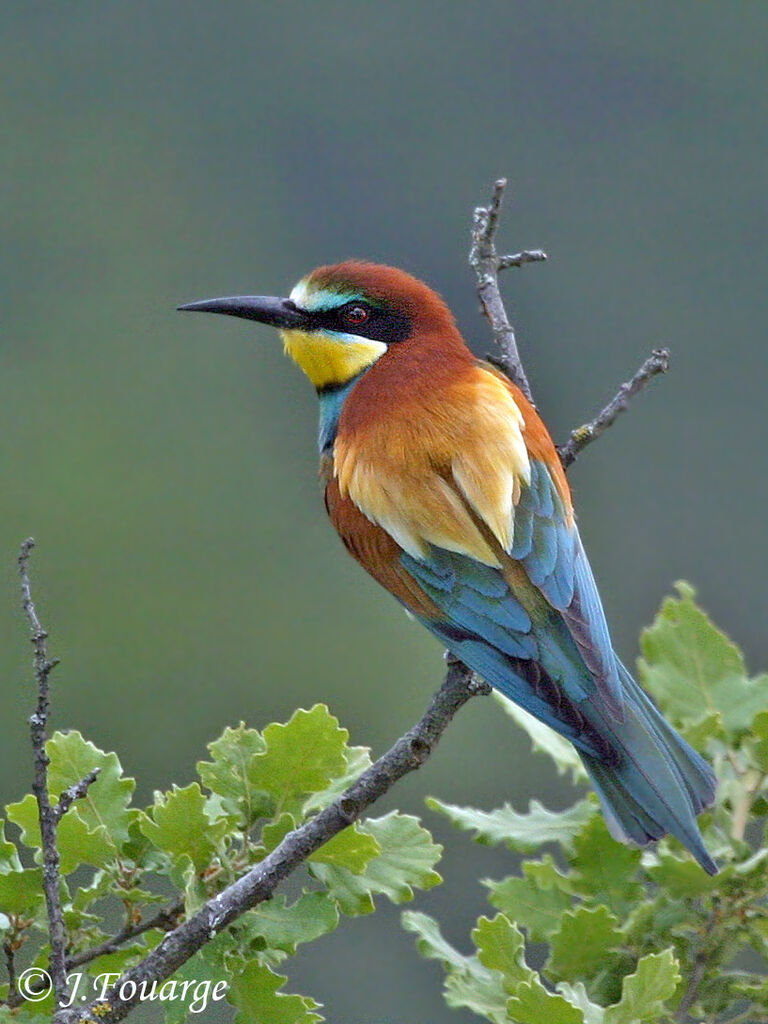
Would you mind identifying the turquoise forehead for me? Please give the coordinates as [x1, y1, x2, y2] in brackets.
[289, 279, 364, 311]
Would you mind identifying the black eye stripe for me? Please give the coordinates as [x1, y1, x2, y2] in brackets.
[306, 301, 412, 344]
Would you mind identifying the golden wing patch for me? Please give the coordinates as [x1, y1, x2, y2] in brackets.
[333, 367, 530, 564]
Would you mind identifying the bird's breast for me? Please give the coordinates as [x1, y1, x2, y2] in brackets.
[332, 365, 534, 565]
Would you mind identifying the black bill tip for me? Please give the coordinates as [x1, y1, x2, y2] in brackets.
[177, 295, 307, 329]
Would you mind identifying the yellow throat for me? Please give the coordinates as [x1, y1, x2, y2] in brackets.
[280, 329, 387, 390]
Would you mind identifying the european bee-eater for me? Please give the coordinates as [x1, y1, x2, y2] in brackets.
[180, 261, 717, 873]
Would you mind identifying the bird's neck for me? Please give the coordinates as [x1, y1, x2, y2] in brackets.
[316, 374, 365, 454]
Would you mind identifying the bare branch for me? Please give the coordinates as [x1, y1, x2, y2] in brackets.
[497, 250, 547, 270]
[5, 900, 185, 1008]
[53, 768, 101, 824]
[18, 538, 68, 1006]
[469, 180, 669, 464]
[67, 900, 183, 970]
[54, 660, 486, 1024]
[4, 942, 17, 1004]
[558, 348, 670, 468]
[469, 178, 546, 402]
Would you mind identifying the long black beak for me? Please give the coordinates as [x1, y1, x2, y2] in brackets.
[177, 295, 308, 329]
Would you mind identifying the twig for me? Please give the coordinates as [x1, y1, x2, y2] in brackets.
[18, 538, 68, 1006]
[675, 902, 721, 1022]
[558, 348, 670, 467]
[469, 180, 669, 465]
[66, 900, 183, 971]
[469, 178, 545, 402]
[53, 769, 101, 824]
[5, 900, 185, 1008]
[497, 250, 547, 270]
[53, 661, 486, 1024]
[4, 942, 16, 1003]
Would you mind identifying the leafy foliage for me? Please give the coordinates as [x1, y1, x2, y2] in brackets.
[0, 705, 441, 1023]
[2, 585, 767, 1023]
[406, 583, 768, 1023]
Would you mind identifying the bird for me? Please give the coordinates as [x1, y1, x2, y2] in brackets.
[179, 260, 717, 874]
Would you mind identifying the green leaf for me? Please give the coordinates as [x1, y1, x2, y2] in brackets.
[547, 906, 623, 980]
[473, 914, 533, 989]
[304, 744, 372, 813]
[507, 977, 585, 1024]
[556, 982, 606, 1024]
[308, 861, 374, 916]
[197, 722, 270, 826]
[402, 912, 508, 1023]
[4, 795, 114, 875]
[56, 808, 115, 872]
[46, 730, 135, 847]
[359, 812, 442, 899]
[746, 710, 768, 772]
[72, 870, 114, 911]
[401, 910, 470, 971]
[164, 949, 231, 1024]
[246, 892, 339, 953]
[638, 582, 766, 732]
[141, 783, 228, 870]
[493, 693, 586, 780]
[0, 1009, 51, 1024]
[0, 823, 21, 872]
[444, 969, 510, 1023]
[428, 795, 594, 852]
[485, 857, 574, 942]
[604, 949, 680, 1024]
[248, 705, 348, 808]
[308, 824, 380, 873]
[645, 851, 718, 899]
[261, 812, 296, 853]
[568, 816, 642, 913]
[681, 711, 724, 749]
[0, 868, 44, 914]
[4, 796, 39, 851]
[228, 961, 322, 1024]
[311, 812, 441, 914]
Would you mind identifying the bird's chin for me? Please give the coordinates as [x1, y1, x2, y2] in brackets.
[279, 329, 387, 390]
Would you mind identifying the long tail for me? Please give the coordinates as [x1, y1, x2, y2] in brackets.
[580, 660, 717, 874]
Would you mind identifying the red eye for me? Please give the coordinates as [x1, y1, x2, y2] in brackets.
[343, 304, 369, 326]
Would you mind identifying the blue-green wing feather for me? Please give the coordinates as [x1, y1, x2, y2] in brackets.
[517, 459, 622, 714]
[393, 459, 716, 872]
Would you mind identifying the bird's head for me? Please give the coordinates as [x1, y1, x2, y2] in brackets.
[179, 261, 457, 391]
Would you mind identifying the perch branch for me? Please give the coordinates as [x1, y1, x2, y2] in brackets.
[558, 348, 671, 467]
[53, 661, 487, 1024]
[18, 538, 68, 1006]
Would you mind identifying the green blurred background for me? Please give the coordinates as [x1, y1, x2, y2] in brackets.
[3, 2, 767, 1020]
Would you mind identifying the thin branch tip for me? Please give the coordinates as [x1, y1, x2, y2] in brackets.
[18, 540, 69, 1006]
[469, 180, 541, 402]
[558, 346, 671, 467]
[54, 768, 102, 823]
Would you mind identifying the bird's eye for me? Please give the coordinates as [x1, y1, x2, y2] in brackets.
[342, 304, 370, 326]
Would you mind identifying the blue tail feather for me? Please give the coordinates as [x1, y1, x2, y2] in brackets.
[422, 619, 718, 873]
[580, 659, 717, 874]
